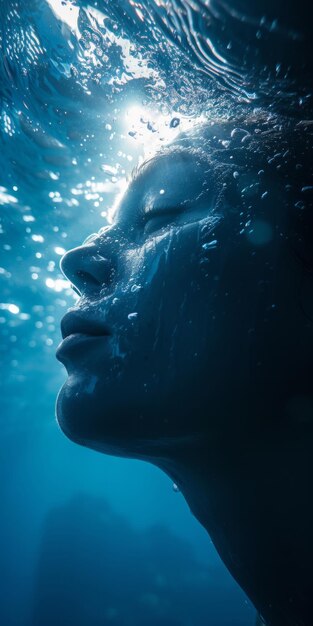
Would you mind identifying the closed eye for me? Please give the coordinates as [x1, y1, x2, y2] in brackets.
[143, 207, 183, 236]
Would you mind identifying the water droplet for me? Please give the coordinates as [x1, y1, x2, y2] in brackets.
[170, 117, 180, 128]
[147, 121, 157, 133]
[172, 483, 180, 493]
[127, 312, 138, 321]
[295, 200, 305, 210]
[230, 128, 250, 143]
[202, 239, 218, 250]
[131, 284, 142, 293]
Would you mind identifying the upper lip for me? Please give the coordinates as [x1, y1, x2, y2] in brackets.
[61, 310, 111, 340]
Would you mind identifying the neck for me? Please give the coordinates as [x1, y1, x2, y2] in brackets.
[157, 426, 313, 626]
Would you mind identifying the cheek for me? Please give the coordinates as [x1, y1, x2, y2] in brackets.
[120, 226, 221, 370]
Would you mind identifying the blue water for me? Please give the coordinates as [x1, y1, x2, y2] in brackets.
[1, 1, 312, 624]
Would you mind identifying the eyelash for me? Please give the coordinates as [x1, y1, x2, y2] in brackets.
[143, 208, 182, 235]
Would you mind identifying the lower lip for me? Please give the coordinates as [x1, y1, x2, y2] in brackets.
[56, 333, 108, 361]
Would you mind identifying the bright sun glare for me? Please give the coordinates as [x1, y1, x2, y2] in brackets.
[45, 0, 80, 34]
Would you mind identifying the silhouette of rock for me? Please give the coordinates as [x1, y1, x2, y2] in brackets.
[31, 493, 252, 626]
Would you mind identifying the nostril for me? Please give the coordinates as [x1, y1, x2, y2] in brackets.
[76, 269, 101, 288]
[60, 243, 117, 298]
[72, 269, 102, 297]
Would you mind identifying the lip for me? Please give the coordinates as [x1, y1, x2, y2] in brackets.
[56, 332, 107, 361]
[56, 310, 111, 362]
[60, 310, 111, 340]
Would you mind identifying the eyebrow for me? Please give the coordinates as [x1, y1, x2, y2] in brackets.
[129, 147, 198, 187]
[130, 155, 161, 186]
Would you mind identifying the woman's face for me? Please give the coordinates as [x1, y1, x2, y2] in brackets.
[56, 141, 278, 458]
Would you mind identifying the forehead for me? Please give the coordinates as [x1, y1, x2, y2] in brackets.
[115, 147, 211, 222]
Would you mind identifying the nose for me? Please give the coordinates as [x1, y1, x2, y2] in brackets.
[60, 229, 117, 298]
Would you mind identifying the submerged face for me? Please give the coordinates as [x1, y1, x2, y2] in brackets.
[56, 127, 303, 459]
[57, 146, 225, 455]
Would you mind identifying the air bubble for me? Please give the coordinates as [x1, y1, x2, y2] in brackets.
[130, 284, 142, 293]
[127, 312, 138, 320]
[169, 117, 180, 128]
[295, 200, 305, 210]
[230, 128, 250, 143]
[202, 240, 218, 250]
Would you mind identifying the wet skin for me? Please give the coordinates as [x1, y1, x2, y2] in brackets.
[57, 149, 224, 451]
[57, 126, 313, 626]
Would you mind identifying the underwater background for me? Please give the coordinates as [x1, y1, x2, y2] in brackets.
[1, 1, 312, 624]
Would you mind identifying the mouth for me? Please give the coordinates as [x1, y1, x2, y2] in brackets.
[56, 310, 111, 362]
[60, 310, 111, 340]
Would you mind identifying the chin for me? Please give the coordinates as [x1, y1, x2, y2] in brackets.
[55, 375, 107, 444]
[56, 375, 180, 461]
[55, 376, 141, 455]
[56, 383, 88, 445]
